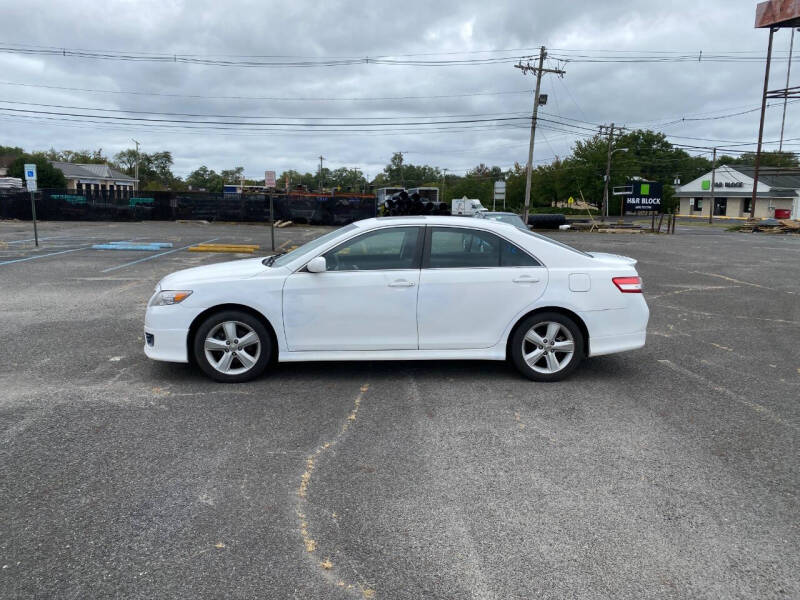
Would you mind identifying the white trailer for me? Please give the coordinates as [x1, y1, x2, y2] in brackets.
[451, 196, 488, 216]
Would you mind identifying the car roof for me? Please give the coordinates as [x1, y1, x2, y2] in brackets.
[355, 215, 518, 230]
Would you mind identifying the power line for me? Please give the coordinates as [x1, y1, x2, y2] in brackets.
[0, 105, 531, 127]
[1, 43, 794, 68]
[0, 44, 524, 67]
[0, 99, 530, 121]
[0, 80, 535, 102]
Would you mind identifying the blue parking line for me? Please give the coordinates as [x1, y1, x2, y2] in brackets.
[0, 246, 92, 266]
[101, 237, 220, 273]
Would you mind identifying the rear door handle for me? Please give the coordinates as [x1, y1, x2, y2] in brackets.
[513, 275, 540, 284]
[388, 280, 415, 288]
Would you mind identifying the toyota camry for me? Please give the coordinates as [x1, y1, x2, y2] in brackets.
[144, 216, 649, 382]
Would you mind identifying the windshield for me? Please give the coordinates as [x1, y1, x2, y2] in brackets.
[269, 224, 357, 267]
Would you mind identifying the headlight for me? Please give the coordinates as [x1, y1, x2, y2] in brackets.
[149, 290, 193, 306]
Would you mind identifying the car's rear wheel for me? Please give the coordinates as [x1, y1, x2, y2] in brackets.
[193, 310, 272, 383]
[510, 312, 584, 382]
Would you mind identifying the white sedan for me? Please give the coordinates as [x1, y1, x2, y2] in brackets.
[144, 216, 649, 382]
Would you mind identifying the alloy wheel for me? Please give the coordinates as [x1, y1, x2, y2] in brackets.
[204, 320, 261, 375]
[521, 321, 575, 374]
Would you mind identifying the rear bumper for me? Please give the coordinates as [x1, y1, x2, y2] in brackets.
[588, 329, 647, 357]
[581, 295, 649, 357]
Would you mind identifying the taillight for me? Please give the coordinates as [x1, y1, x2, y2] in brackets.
[613, 276, 642, 293]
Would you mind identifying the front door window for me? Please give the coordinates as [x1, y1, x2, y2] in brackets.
[323, 226, 421, 271]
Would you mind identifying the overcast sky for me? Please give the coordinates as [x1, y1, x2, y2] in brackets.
[0, 0, 797, 180]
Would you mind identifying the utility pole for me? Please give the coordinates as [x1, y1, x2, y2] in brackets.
[131, 139, 140, 193]
[752, 26, 777, 221]
[318, 155, 325, 192]
[708, 147, 717, 225]
[779, 28, 796, 152]
[441, 168, 448, 203]
[515, 47, 565, 225]
[600, 124, 615, 220]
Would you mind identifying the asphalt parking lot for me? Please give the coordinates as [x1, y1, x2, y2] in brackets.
[1, 219, 798, 599]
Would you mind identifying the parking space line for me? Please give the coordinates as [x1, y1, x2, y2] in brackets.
[0, 246, 92, 266]
[101, 237, 220, 273]
[657, 359, 795, 430]
[7, 235, 77, 245]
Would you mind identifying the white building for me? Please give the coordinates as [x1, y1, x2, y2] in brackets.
[51, 162, 138, 195]
[676, 165, 799, 219]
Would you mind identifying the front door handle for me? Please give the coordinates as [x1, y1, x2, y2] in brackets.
[388, 280, 416, 288]
[513, 275, 540, 284]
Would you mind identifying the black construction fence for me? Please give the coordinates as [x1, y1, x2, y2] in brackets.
[0, 188, 378, 225]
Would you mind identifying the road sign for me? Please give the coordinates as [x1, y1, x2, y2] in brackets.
[493, 180, 506, 210]
[24, 163, 37, 192]
[265, 170, 276, 188]
[567, 196, 575, 205]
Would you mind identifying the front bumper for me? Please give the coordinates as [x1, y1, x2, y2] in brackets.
[143, 304, 197, 363]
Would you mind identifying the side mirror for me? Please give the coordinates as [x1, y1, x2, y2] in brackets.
[306, 256, 327, 273]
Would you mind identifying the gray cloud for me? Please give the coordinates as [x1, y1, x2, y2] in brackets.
[0, 0, 795, 179]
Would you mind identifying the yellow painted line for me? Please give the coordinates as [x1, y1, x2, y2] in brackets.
[188, 246, 256, 253]
[677, 214, 750, 221]
[191, 243, 260, 249]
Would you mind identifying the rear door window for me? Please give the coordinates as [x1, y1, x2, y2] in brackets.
[426, 227, 540, 268]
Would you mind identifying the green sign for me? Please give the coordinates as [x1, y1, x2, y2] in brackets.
[641, 183, 650, 195]
[701, 180, 711, 191]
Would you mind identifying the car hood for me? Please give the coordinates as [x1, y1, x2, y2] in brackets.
[158, 256, 269, 288]
[587, 252, 638, 266]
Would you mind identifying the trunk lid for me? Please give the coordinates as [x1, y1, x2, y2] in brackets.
[587, 252, 638, 266]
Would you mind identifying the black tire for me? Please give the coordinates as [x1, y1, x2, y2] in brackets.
[509, 312, 584, 382]
[193, 310, 272, 383]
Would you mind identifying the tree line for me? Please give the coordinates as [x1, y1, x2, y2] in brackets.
[2, 130, 797, 212]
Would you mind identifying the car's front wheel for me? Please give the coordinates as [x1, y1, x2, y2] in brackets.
[510, 312, 584, 382]
[193, 310, 272, 383]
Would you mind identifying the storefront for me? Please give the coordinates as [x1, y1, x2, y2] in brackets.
[677, 165, 799, 219]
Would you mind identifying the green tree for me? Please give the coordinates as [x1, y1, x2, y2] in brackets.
[186, 166, 223, 191]
[0, 145, 24, 159]
[723, 150, 798, 168]
[382, 152, 441, 187]
[45, 147, 109, 164]
[220, 167, 245, 184]
[8, 154, 66, 188]
[113, 149, 181, 190]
